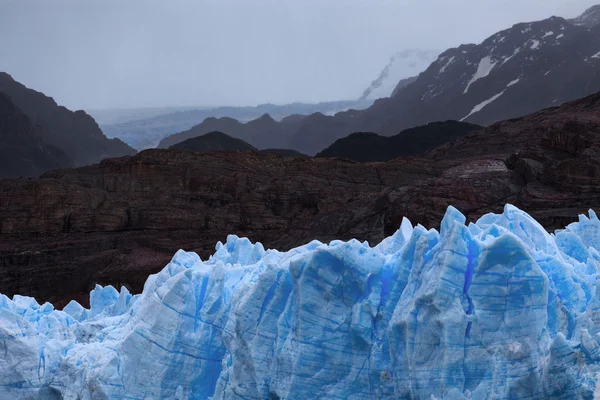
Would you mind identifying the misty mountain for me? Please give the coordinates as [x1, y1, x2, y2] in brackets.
[315, 121, 482, 162]
[103, 100, 372, 150]
[0, 73, 135, 167]
[0, 93, 71, 178]
[163, 5, 600, 156]
[359, 49, 440, 101]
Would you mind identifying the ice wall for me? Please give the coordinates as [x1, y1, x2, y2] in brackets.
[1, 205, 600, 399]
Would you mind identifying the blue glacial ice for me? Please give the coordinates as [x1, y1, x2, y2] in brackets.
[3, 204, 600, 399]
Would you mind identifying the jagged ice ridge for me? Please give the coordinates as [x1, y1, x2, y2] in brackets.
[2, 205, 600, 399]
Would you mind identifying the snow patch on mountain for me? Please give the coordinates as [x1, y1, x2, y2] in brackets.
[461, 77, 521, 121]
[464, 56, 497, 94]
[360, 49, 440, 100]
[439, 56, 456, 74]
[461, 91, 506, 121]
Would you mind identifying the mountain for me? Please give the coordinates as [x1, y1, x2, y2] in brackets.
[372, 14, 600, 131]
[169, 131, 257, 152]
[162, 5, 600, 157]
[3, 88, 600, 308]
[0, 72, 136, 166]
[316, 121, 482, 162]
[102, 100, 372, 150]
[359, 49, 440, 100]
[0, 93, 71, 178]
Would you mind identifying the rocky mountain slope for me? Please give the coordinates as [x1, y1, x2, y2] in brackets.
[316, 120, 482, 162]
[0, 73, 135, 167]
[359, 49, 440, 101]
[2, 88, 600, 307]
[0, 93, 71, 178]
[159, 5, 600, 156]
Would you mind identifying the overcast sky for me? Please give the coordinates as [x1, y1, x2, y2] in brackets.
[0, 0, 597, 110]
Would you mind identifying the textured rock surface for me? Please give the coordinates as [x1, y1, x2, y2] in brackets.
[1, 205, 600, 399]
[0, 150, 439, 308]
[3, 92, 600, 307]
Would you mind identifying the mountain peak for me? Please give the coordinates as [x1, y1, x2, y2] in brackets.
[570, 4, 600, 28]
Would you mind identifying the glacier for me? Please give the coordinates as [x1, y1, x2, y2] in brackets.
[2, 204, 600, 399]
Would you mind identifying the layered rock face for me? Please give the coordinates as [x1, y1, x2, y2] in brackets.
[1, 205, 600, 398]
[2, 92, 600, 307]
[0, 150, 439, 308]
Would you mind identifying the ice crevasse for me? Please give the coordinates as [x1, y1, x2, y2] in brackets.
[3, 204, 600, 399]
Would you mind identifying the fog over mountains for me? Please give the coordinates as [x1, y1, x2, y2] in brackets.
[0, 0, 596, 110]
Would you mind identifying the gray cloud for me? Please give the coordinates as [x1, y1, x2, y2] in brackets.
[0, 0, 596, 110]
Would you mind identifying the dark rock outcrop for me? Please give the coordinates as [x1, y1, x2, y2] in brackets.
[3, 91, 600, 307]
[0, 93, 71, 178]
[0, 72, 136, 167]
[169, 131, 257, 152]
[316, 121, 482, 162]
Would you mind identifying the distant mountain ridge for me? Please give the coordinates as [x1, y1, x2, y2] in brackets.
[0, 73, 135, 167]
[157, 112, 307, 150]
[102, 100, 373, 150]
